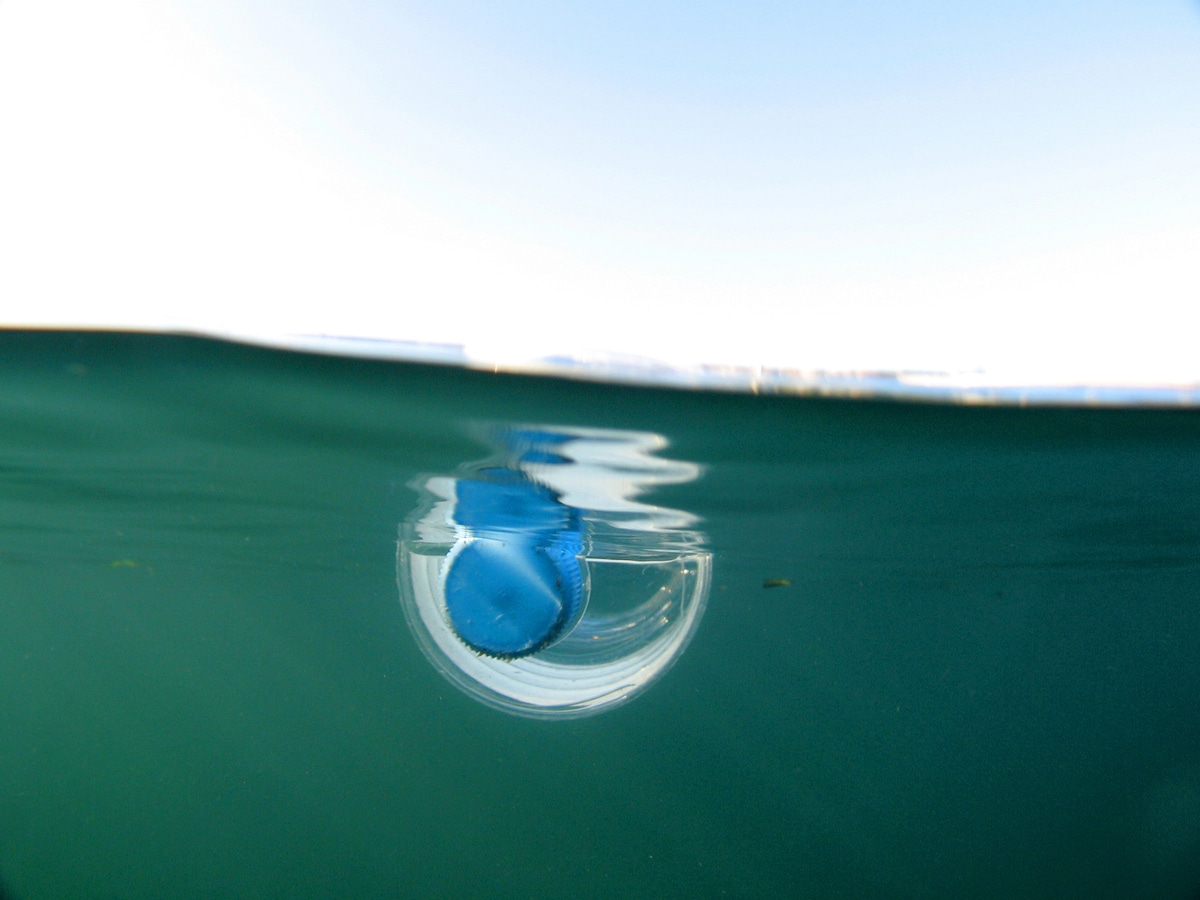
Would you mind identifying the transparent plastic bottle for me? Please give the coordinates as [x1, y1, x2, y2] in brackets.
[398, 425, 711, 718]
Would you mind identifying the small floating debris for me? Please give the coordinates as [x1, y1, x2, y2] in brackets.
[763, 578, 791, 589]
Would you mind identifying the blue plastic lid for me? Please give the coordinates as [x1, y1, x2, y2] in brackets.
[444, 535, 583, 659]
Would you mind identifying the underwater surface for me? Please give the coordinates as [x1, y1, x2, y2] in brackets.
[1, 331, 1199, 898]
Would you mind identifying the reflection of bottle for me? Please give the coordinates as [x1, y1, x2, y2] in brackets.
[398, 425, 710, 718]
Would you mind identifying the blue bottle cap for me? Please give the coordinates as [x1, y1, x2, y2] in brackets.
[444, 537, 583, 659]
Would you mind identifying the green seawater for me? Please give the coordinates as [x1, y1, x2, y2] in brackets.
[1, 332, 1199, 899]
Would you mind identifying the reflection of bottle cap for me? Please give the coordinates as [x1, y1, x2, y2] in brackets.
[443, 535, 583, 659]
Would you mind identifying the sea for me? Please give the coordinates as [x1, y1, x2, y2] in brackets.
[1, 331, 1198, 898]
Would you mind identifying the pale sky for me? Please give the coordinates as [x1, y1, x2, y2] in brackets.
[2, 0, 1198, 391]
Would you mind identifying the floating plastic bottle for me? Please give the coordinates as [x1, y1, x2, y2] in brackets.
[398, 425, 711, 718]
